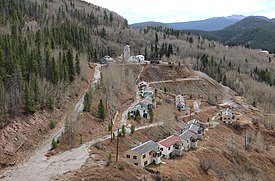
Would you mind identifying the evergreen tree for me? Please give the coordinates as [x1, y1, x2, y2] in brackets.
[148, 108, 154, 123]
[130, 125, 135, 134]
[0, 77, 6, 127]
[62, 51, 69, 82]
[32, 76, 39, 104]
[155, 32, 159, 44]
[24, 82, 35, 113]
[121, 125, 126, 136]
[75, 53, 80, 75]
[144, 47, 148, 60]
[67, 49, 75, 81]
[0, 49, 4, 78]
[98, 99, 105, 119]
[83, 91, 92, 112]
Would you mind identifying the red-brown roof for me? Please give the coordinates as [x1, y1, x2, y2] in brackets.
[158, 135, 181, 148]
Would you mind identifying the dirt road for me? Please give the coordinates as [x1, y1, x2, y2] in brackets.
[1, 64, 102, 181]
[148, 77, 201, 85]
[1, 64, 164, 181]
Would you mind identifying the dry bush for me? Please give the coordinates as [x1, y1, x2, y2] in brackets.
[252, 117, 260, 127]
[259, 115, 275, 130]
[199, 159, 212, 174]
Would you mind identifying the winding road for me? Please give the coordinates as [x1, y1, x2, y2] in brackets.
[1, 64, 164, 181]
[2, 64, 102, 181]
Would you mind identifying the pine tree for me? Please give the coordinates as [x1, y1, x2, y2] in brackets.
[148, 107, 154, 123]
[83, 91, 92, 112]
[62, 51, 69, 82]
[130, 125, 135, 134]
[32, 76, 39, 104]
[0, 48, 4, 78]
[121, 125, 126, 136]
[75, 53, 80, 75]
[98, 99, 105, 119]
[0, 77, 6, 127]
[24, 82, 35, 113]
[67, 49, 75, 81]
[144, 47, 148, 60]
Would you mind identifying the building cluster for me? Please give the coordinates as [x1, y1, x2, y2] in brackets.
[124, 119, 206, 167]
[129, 81, 155, 120]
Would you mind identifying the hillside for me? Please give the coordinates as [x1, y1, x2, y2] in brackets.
[130, 21, 172, 29]
[131, 15, 245, 31]
[57, 63, 275, 181]
[197, 16, 275, 51]
[1, 0, 275, 180]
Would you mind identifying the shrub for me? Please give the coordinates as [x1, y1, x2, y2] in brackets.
[49, 120, 56, 129]
[51, 139, 57, 150]
[117, 163, 125, 170]
[130, 125, 135, 134]
[199, 159, 212, 174]
[106, 153, 112, 166]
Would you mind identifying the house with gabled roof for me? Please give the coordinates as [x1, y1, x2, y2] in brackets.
[179, 130, 198, 150]
[187, 123, 204, 139]
[129, 104, 148, 119]
[158, 135, 184, 158]
[124, 140, 162, 167]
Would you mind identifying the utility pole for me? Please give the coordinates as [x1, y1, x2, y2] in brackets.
[116, 128, 119, 162]
[110, 117, 113, 142]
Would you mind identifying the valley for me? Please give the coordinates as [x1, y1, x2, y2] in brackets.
[0, 0, 275, 180]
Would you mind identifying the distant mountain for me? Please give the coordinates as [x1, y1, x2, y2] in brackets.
[131, 15, 245, 31]
[167, 15, 245, 31]
[197, 16, 275, 51]
[131, 21, 172, 29]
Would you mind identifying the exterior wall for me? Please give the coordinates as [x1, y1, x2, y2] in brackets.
[174, 142, 184, 156]
[124, 150, 161, 167]
[159, 145, 174, 159]
[124, 150, 142, 166]
[221, 115, 236, 124]
[191, 141, 198, 148]
[181, 139, 190, 151]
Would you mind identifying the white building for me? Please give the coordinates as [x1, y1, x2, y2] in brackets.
[179, 130, 198, 150]
[136, 55, 145, 62]
[124, 140, 162, 167]
[158, 135, 183, 158]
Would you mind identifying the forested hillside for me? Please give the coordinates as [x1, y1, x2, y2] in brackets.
[144, 26, 275, 113]
[194, 16, 275, 52]
[0, 0, 132, 128]
[1, 0, 275, 129]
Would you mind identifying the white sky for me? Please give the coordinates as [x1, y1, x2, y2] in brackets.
[86, 0, 275, 24]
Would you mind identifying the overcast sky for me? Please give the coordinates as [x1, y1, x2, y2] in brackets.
[86, 0, 275, 24]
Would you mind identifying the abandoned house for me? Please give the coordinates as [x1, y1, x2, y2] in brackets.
[124, 140, 162, 167]
[179, 130, 199, 150]
[219, 108, 236, 124]
[158, 135, 184, 158]
[176, 95, 185, 111]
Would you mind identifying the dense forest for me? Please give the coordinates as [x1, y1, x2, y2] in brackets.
[0, 0, 131, 128]
[1, 0, 275, 129]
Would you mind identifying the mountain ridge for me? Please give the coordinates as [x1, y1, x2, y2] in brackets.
[131, 15, 246, 31]
[194, 16, 275, 51]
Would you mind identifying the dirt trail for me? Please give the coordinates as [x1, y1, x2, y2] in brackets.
[148, 77, 201, 85]
[1, 64, 164, 181]
[1, 64, 102, 181]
